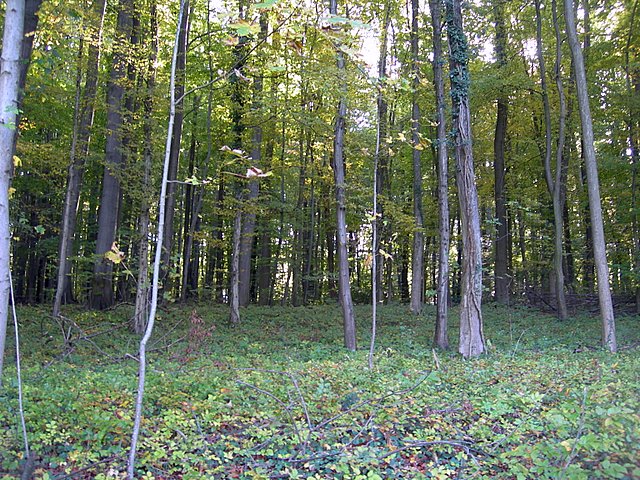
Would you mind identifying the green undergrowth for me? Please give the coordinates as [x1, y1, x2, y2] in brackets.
[1, 303, 638, 479]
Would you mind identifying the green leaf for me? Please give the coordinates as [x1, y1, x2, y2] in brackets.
[252, 0, 278, 9]
[229, 21, 260, 36]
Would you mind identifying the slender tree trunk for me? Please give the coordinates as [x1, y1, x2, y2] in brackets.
[409, 0, 425, 315]
[161, 1, 189, 294]
[53, 0, 107, 316]
[563, 0, 617, 352]
[238, 14, 268, 307]
[0, 0, 25, 385]
[330, 0, 356, 351]
[430, 0, 450, 350]
[446, 0, 485, 358]
[91, 0, 134, 309]
[375, 5, 390, 304]
[229, 210, 242, 324]
[493, 0, 509, 304]
[133, 1, 158, 334]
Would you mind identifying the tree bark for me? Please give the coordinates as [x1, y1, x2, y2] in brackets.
[409, 0, 425, 315]
[53, 0, 107, 316]
[493, 0, 509, 304]
[430, 0, 450, 350]
[446, 0, 485, 358]
[90, 0, 134, 309]
[330, 0, 356, 351]
[160, 1, 189, 294]
[0, 0, 26, 385]
[133, 1, 158, 334]
[563, 0, 617, 352]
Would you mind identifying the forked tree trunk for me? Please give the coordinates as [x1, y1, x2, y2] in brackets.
[563, 0, 617, 352]
[534, 0, 568, 320]
[53, 0, 107, 316]
[409, 0, 425, 315]
[446, 0, 485, 358]
[430, 0, 450, 350]
[330, 0, 356, 351]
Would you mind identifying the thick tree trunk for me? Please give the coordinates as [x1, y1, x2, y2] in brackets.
[90, 0, 134, 309]
[430, 0, 450, 350]
[409, 0, 425, 315]
[53, 0, 107, 316]
[446, 0, 485, 358]
[0, 0, 26, 385]
[330, 0, 356, 351]
[563, 0, 617, 352]
[493, 0, 509, 304]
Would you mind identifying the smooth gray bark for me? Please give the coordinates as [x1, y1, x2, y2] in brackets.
[0, 0, 26, 385]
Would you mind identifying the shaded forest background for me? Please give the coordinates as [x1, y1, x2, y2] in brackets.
[8, 0, 640, 321]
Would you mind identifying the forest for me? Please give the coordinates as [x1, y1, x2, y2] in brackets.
[0, 0, 639, 478]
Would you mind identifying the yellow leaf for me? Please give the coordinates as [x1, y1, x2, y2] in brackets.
[8, 187, 15, 198]
[13, 155, 21, 167]
[397, 132, 406, 142]
[560, 440, 572, 451]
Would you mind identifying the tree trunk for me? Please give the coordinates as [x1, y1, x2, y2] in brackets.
[446, 0, 485, 358]
[409, 0, 425, 315]
[534, 0, 568, 320]
[160, 1, 189, 294]
[330, 0, 356, 351]
[0, 0, 26, 385]
[53, 0, 107, 316]
[90, 0, 134, 310]
[493, 0, 509, 304]
[430, 0, 450, 350]
[229, 210, 242, 324]
[563, 0, 617, 352]
[133, 1, 158, 334]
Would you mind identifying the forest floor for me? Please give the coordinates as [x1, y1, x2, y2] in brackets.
[1, 303, 639, 479]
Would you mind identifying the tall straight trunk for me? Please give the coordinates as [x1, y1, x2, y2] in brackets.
[430, 0, 450, 350]
[91, 0, 134, 309]
[161, 1, 189, 293]
[53, 0, 107, 316]
[409, 0, 425, 314]
[229, 210, 242, 324]
[375, 5, 390, 304]
[330, 0, 356, 351]
[563, 0, 617, 352]
[493, 0, 509, 304]
[133, 1, 158, 334]
[625, 0, 640, 312]
[238, 14, 268, 307]
[446, 0, 485, 358]
[0, 0, 26, 385]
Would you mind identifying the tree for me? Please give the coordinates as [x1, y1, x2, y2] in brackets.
[53, 0, 107, 316]
[0, 0, 26, 384]
[563, 0, 617, 352]
[409, 0, 425, 315]
[329, 0, 356, 351]
[493, 0, 510, 304]
[90, 0, 135, 309]
[446, 0, 485, 358]
[430, 0, 450, 350]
